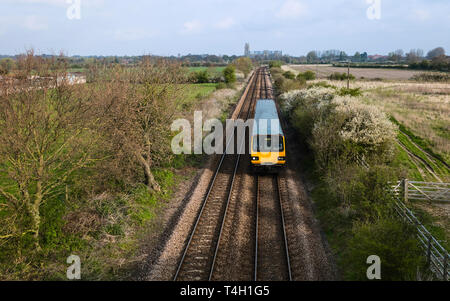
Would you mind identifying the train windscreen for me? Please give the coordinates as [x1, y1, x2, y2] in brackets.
[252, 135, 284, 152]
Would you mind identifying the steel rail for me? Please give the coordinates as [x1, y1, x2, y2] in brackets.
[208, 69, 261, 280]
[276, 175, 293, 281]
[173, 69, 262, 281]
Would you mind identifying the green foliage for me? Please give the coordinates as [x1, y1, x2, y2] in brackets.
[297, 71, 316, 81]
[269, 67, 283, 76]
[411, 72, 450, 82]
[390, 117, 448, 166]
[223, 65, 236, 84]
[232, 57, 253, 77]
[193, 70, 209, 83]
[409, 57, 450, 72]
[338, 87, 362, 97]
[268, 60, 283, 68]
[328, 72, 356, 81]
[283, 71, 296, 80]
[343, 219, 424, 281]
[272, 74, 306, 95]
[284, 86, 423, 280]
[216, 82, 227, 90]
[307, 81, 336, 89]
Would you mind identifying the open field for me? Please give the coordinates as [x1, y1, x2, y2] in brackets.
[188, 66, 225, 77]
[284, 64, 425, 80]
[310, 79, 450, 181]
[306, 78, 450, 249]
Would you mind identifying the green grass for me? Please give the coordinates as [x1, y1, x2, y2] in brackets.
[392, 144, 424, 181]
[67, 68, 87, 73]
[177, 83, 218, 110]
[188, 67, 225, 78]
[386, 117, 449, 182]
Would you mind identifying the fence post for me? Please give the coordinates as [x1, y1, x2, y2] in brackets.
[403, 179, 409, 203]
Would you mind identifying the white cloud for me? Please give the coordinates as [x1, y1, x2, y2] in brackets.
[276, 0, 307, 19]
[113, 28, 158, 41]
[5, 0, 104, 7]
[181, 20, 202, 34]
[23, 15, 48, 31]
[412, 9, 431, 21]
[215, 17, 236, 30]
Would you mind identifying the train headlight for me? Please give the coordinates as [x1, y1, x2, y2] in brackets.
[252, 157, 259, 161]
[278, 157, 286, 161]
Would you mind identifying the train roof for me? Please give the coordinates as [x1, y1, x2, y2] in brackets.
[252, 99, 284, 136]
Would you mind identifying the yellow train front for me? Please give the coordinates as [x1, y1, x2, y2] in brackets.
[250, 99, 286, 173]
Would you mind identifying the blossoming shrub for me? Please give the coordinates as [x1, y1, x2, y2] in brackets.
[281, 88, 397, 170]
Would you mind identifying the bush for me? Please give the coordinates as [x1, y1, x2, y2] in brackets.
[311, 96, 397, 170]
[223, 65, 236, 84]
[283, 71, 296, 80]
[308, 81, 336, 89]
[297, 71, 316, 81]
[193, 70, 209, 83]
[329, 72, 355, 81]
[411, 72, 449, 82]
[338, 87, 362, 97]
[269, 60, 283, 68]
[216, 82, 227, 90]
[269, 67, 283, 76]
[232, 57, 253, 78]
[273, 74, 306, 95]
[343, 218, 424, 281]
[282, 88, 396, 170]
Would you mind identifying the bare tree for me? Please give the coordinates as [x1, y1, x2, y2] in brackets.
[232, 57, 253, 78]
[95, 59, 187, 192]
[0, 52, 97, 250]
[406, 49, 424, 63]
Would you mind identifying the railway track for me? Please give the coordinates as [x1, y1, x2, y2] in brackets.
[255, 175, 292, 281]
[174, 69, 263, 281]
[174, 67, 293, 281]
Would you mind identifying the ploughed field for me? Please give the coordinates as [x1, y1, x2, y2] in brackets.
[283, 64, 424, 80]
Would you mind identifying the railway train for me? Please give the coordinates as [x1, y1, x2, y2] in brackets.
[250, 99, 286, 172]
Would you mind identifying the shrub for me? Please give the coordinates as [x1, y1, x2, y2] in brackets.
[282, 88, 396, 170]
[310, 96, 397, 170]
[338, 87, 362, 97]
[269, 67, 283, 76]
[329, 72, 355, 81]
[283, 71, 296, 80]
[297, 71, 316, 81]
[273, 74, 306, 95]
[216, 82, 227, 90]
[411, 72, 449, 82]
[343, 218, 424, 281]
[193, 70, 209, 83]
[232, 57, 253, 78]
[223, 65, 236, 84]
[269, 60, 283, 68]
[308, 81, 336, 89]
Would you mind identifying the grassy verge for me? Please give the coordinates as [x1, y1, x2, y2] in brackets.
[281, 87, 426, 280]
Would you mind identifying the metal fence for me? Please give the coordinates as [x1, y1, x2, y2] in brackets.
[392, 180, 449, 280]
[396, 180, 450, 203]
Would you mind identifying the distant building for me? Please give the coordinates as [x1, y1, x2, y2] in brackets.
[244, 44, 282, 59]
[368, 54, 387, 61]
[245, 43, 250, 57]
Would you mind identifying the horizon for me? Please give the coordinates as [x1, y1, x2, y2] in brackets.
[0, 0, 449, 57]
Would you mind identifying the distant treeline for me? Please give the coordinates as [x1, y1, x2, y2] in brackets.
[332, 58, 449, 72]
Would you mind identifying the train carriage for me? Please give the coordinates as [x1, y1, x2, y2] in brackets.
[250, 99, 286, 173]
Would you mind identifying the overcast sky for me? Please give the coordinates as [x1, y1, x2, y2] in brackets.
[0, 0, 449, 56]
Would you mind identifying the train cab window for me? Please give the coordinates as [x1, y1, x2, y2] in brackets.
[253, 135, 284, 153]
